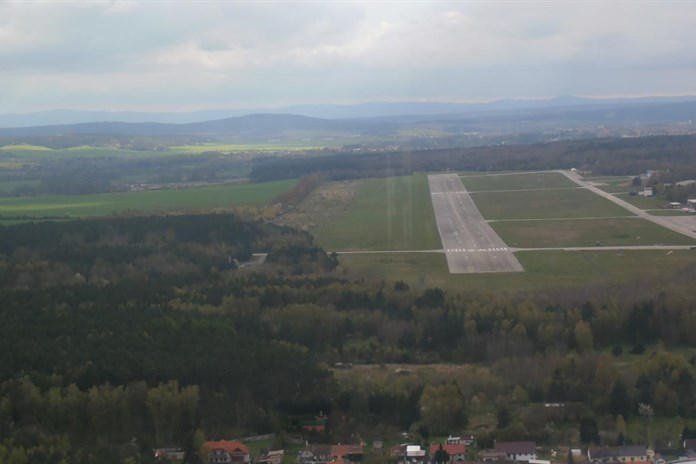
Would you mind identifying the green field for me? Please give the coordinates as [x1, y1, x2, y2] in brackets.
[0, 161, 27, 169]
[0, 145, 149, 160]
[470, 188, 634, 220]
[168, 142, 327, 153]
[459, 171, 577, 191]
[339, 249, 696, 293]
[489, 217, 696, 247]
[0, 180, 295, 217]
[0, 179, 40, 193]
[312, 175, 441, 251]
[0, 144, 52, 151]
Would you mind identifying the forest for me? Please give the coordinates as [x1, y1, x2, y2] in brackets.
[250, 134, 696, 183]
[1, 213, 696, 463]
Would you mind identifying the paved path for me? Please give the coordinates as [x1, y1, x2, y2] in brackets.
[428, 174, 524, 273]
[560, 170, 696, 240]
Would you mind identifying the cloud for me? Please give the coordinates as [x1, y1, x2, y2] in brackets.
[1, 1, 696, 111]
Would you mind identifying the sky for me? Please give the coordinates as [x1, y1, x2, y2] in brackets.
[1, 0, 696, 113]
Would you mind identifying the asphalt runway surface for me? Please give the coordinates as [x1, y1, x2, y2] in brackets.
[428, 174, 524, 273]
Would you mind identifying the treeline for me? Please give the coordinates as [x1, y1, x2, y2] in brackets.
[0, 151, 251, 197]
[0, 213, 338, 289]
[0, 134, 200, 150]
[273, 173, 322, 207]
[250, 134, 696, 182]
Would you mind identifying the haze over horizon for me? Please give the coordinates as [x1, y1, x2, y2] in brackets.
[2, 1, 696, 113]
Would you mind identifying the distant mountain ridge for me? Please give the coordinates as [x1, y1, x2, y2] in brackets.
[0, 113, 395, 137]
[3, 97, 696, 138]
[3, 95, 696, 128]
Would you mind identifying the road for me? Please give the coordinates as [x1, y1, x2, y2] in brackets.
[428, 174, 524, 273]
[560, 170, 696, 240]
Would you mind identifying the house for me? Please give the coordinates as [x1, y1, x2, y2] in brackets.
[299, 414, 328, 433]
[298, 444, 332, 464]
[205, 441, 251, 464]
[298, 443, 363, 464]
[494, 442, 537, 462]
[447, 435, 475, 446]
[154, 448, 185, 462]
[255, 449, 283, 464]
[587, 445, 649, 464]
[684, 439, 696, 452]
[430, 443, 466, 462]
[670, 202, 682, 209]
[687, 199, 696, 209]
[390, 444, 428, 464]
[331, 444, 364, 462]
[643, 188, 653, 197]
[479, 450, 508, 462]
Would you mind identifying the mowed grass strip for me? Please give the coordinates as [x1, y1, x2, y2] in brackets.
[0, 179, 295, 217]
[459, 171, 577, 191]
[470, 188, 634, 220]
[490, 218, 696, 248]
[313, 175, 441, 251]
[339, 249, 696, 292]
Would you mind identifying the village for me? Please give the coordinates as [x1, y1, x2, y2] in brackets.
[153, 435, 696, 464]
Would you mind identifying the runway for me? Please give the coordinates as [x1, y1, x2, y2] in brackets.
[428, 174, 524, 273]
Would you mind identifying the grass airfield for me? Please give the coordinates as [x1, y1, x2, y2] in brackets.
[301, 171, 696, 291]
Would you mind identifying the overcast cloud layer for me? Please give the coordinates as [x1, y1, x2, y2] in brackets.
[1, 1, 695, 112]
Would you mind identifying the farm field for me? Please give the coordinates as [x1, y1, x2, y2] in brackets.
[168, 142, 328, 153]
[470, 188, 634, 220]
[312, 175, 441, 251]
[0, 145, 153, 160]
[0, 179, 40, 193]
[339, 249, 696, 293]
[459, 171, 577, 191]
[489, 217, 696, 247]
[0, 179, 295, 217]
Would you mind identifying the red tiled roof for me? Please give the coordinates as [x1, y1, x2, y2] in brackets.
[430, 444, 466, 455]
[205, 440, 250, 455]
[331, 444, 364, 457]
